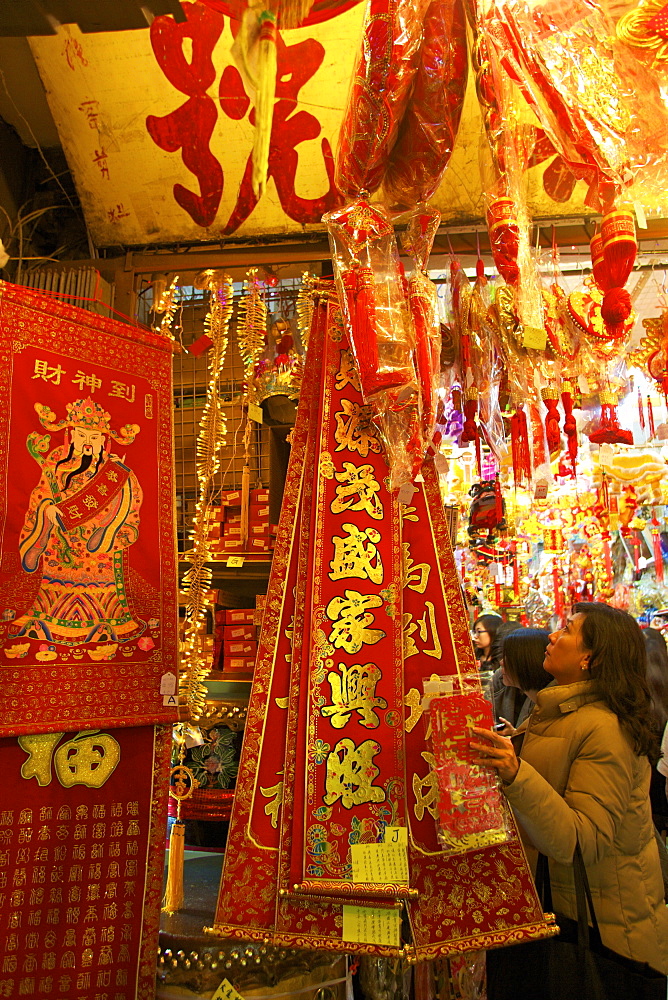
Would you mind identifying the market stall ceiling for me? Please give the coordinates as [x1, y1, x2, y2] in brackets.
[0, 1, 185, 35]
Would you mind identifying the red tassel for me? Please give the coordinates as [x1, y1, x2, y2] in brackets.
[590, 231, 607, 291]
[588, 391, 633, 446]
[553, 564, 564, 622]
[600, 207, 636, 339]
[638, 389, 646, 431]
[495, 477, 504, 525]
[561, 382, 578, 476]
[410, 281, 436, 437]
[530, 402, 547, 471]
[648, 396, 656, 439]
[510, 404, 531, 486]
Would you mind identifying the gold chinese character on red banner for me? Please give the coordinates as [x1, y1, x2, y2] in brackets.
[324, 738, 385, 809]
[325, 590, 386, 654]
[19, 731, 121, 788]
[329, 524, 383, 585]
[322, 662, 387, 729]
[331, 462, 383, 520]
[334, 400, 381, 457]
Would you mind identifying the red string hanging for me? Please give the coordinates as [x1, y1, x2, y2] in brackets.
[561, 380, 578, 476]
[638, 389, 646, 432]
[510, 403, 531, 487]
[600, 207, 637, 340]
[541, 386, 562, 454]
[530, 402, 548, 472]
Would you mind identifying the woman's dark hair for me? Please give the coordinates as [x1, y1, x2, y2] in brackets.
[503, 628, 552, 694]
[574, 602, 659, 761]
[643, 628, 668, 731]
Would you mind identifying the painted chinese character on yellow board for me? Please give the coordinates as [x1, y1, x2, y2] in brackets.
[324, 738, 385, 809]
[322, 662, 387, 729]
[325, 591, 386, 654]
[329, 524, 383, 585]
[331, 463, 383, 520]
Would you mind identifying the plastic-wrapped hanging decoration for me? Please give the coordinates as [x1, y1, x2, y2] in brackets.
[459, 387, 482, 477]
[561, 379, 578, 477]
[600, 207, 637, 340]
[588, 388, 634, 445]
[541, 386, 562, 455]
[402, 209, 442, 444]
[324, 198, 422, 489]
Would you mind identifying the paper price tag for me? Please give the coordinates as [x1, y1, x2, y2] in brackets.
[522, 325, 547, 351]
[211, 979, 245, 1000]
[397, 482, 417, 505]
[226, 556, 245, 568]
[248, 402, 263, 424]
[160, 672, 176, 695]
[534, 480, 548, 500]
[434, 453, 449, 474]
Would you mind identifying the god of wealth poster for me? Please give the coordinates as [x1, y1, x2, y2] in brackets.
[0, 281, 179, 737]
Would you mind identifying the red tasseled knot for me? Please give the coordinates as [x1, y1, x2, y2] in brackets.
[460, 398, 478, 443]
[601, 287, 632, 329]
[476, 257, 486, 280]
[510, 405, 531, 486]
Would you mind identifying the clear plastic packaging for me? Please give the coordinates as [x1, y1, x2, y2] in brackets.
[382, 0, 468, 210]
[336, 0, 431, 200]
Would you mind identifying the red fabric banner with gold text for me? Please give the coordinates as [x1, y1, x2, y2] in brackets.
[0, 281, 178, 736]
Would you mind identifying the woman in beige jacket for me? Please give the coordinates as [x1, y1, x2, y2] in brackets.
[471, 601, 668, 977]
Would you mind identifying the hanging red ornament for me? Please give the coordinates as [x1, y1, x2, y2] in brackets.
[638, 388, 646, 431]
[600, 207, 637, 340]
[541, 386, 562, 454]
[588, 389, 633, 446]
[510, 402, 531, 487]
[460, 387, 482, 476]
[486, 196, 520, 285]
[561, 379, 578, 476]
[648, 395, 657, 439]
[651, 513, 664, 584]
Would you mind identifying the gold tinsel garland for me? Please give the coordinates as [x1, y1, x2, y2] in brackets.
[237, 267, 268, 392]
[153, 275, 180, 341]
[181, 269, 234, 721]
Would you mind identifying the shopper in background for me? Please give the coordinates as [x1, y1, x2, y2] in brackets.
[471, 613, 503, 671]
[472, 602, 668, 978]
[495, 628, 552, 736]
[644, 626, 668, 833]
[488, 621, 525, 727]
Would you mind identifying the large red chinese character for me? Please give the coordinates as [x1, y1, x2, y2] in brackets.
[146, 2, 224, 227]
[219, 29, 338, 235]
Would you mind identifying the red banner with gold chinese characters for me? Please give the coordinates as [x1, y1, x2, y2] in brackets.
[0, 724, 170, 1000]
[212, 283, 555, 958]
[0, 281, 178, 736]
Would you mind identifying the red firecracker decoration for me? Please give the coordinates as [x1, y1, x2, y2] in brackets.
[600, 207, 637, 340]
[561, 379, 578, 476]
[541, 386, 561, 454]
[486, 196, 520, 284]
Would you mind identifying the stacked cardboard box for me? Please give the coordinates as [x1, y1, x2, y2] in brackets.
[204, 488, 276, 557]
[212, 608, 257, 676]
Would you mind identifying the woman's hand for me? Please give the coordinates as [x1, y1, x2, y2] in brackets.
[470, 726, 520, 784]
[496, 717, 516, 737]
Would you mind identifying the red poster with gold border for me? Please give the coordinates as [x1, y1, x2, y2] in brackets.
[0, 281, 178, 736]
[0, 724, 170, 1000]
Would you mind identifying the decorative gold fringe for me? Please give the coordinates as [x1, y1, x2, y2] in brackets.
[238, 268, 267, 394]
[182, 270, 234, 721]
[162, 819, 185, 914]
